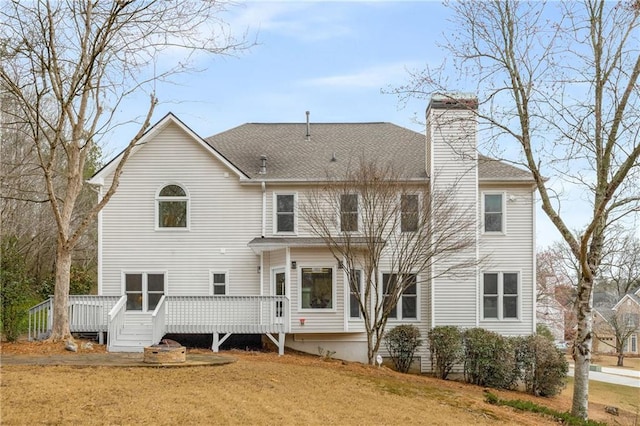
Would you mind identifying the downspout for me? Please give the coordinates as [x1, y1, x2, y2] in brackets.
[261, 181, 266, 238]
[260, 181, 266, 296]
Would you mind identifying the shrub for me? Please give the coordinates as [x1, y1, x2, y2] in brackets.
[515, 335, 568, 396]
[535, 323, 555, 342]
[462, 328, 518, 389]
[428, 325, 463, 379]
[0, 238, 36, 341]
[384, 324, 422, 373]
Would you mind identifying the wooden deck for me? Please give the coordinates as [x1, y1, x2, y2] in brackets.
[29, 295, 290, 354]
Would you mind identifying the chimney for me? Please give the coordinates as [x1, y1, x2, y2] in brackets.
[305, 111, 311, 141]
[425, 93, 478, 179]
[259, 155, 267, 174]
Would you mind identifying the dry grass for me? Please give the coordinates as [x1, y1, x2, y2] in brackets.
[592, 353, 640, 370]
[0, 342, 637, 425]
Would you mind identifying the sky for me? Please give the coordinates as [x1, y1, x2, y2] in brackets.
[103, 1, 623, 250]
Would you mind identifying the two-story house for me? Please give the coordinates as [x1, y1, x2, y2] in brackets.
[29, 94, 537, 372]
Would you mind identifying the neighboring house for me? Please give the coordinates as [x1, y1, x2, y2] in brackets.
[28, 95, 538, 372]
[537, 294, 566, 342]
[594, 287, 640, 356]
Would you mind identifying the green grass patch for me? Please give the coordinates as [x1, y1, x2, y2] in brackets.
[484, 391, 607, 426]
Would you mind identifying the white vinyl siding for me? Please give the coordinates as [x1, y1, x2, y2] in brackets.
[428, 106, 478, 331]
[100, 122, 262, 298]
[479, 184, 535, 335]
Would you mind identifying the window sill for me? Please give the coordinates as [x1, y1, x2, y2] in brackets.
[297, 308, 337, 314]
[480, 318, 521, 323]
[155, 227, 190, 232]
[385, 318, 420, 323]
[482, 231, 506, 236]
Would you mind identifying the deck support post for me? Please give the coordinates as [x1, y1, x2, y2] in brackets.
[278, 333, 285, 356]
[265, 332, 286, 356]
[212, 332, 232, 352]
[98, 332, 104, 345]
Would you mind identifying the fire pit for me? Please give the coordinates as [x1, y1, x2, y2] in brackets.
[143, 339, 186, 364]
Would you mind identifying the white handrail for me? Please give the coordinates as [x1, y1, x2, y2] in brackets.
[107, 296, 127, 349]
[151, 296, 167, 345]
[28, 298, 52, 341]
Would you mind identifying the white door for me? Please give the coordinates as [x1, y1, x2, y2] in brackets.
[272, 268, 286, 321]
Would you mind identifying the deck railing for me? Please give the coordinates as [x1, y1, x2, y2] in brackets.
[166, 295, 290, 334]
[28, 299, 52, 341]
[151, 296, 167, 344]
[28, 295, 290, 341]
[107, 296, 127, 348]
[28, 295, 121, 340]
[68, 295, 120, 332]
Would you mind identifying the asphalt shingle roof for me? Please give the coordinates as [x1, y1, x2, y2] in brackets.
[205, 122, 533, 182]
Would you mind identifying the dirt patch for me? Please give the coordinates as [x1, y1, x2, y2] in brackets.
[1, 342, 637, 425]
[1, 339, 107, 355]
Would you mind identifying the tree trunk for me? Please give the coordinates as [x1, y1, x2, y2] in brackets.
[617, 353, 624, 367]
[48, 241, 72, 341]
[571, 275, 594, 420]
[367, 332, 375, 365]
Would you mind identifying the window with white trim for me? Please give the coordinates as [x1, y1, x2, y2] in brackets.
[383, 273, 417, 320]
[349, 270, 363, 319]
[157, 184, 188, 229]
[211, 272, 227, 295]
[401, 194, 419, 232]
[275, 194, 295, 233]
[124, 272, 165, 312]
[301, 267, 333, 309]
[484, 193, 504, 233]
[340, 194, 358, 232]
[482, 272, 519, 320]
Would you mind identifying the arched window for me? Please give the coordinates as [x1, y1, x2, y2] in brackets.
[156, 184, 189, 229]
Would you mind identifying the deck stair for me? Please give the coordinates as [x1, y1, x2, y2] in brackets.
[108, 313, 156, 352]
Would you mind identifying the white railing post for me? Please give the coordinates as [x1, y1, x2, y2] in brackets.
[151, 295, 167, 345]
[107, 296, 127, 349]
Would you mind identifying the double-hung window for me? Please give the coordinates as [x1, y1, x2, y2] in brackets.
[484, 193, 504, 233]
[482, 272, 519, 320]
[349, 270, 363, 319]
[340, 194, 358, 232]
[276, 194, 295, 233]
[401, 194, 419, 232]
[211, 272, 228, 295]
[124, 272, 165, 312]
[383, 273, 417, 320]
[301, 267, 334, 309]
[157, 184, 188, 229]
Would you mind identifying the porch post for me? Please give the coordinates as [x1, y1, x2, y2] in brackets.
[98, 332, 104, 345]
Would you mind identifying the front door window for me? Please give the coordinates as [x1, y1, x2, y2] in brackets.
[275, 270, 286, 318]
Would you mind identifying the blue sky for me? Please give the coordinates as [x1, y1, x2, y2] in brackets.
[106, 1, 571, 248]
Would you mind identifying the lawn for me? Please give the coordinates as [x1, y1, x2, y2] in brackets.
[1, 343, 638, 425]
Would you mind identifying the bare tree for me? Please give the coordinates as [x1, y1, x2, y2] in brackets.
[597, 228, 640, 301]
[394, 0, 640, 418]
[594, 303, 640, 367]
[0, 0, 249, 342]
[299, 158, 477, 365]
